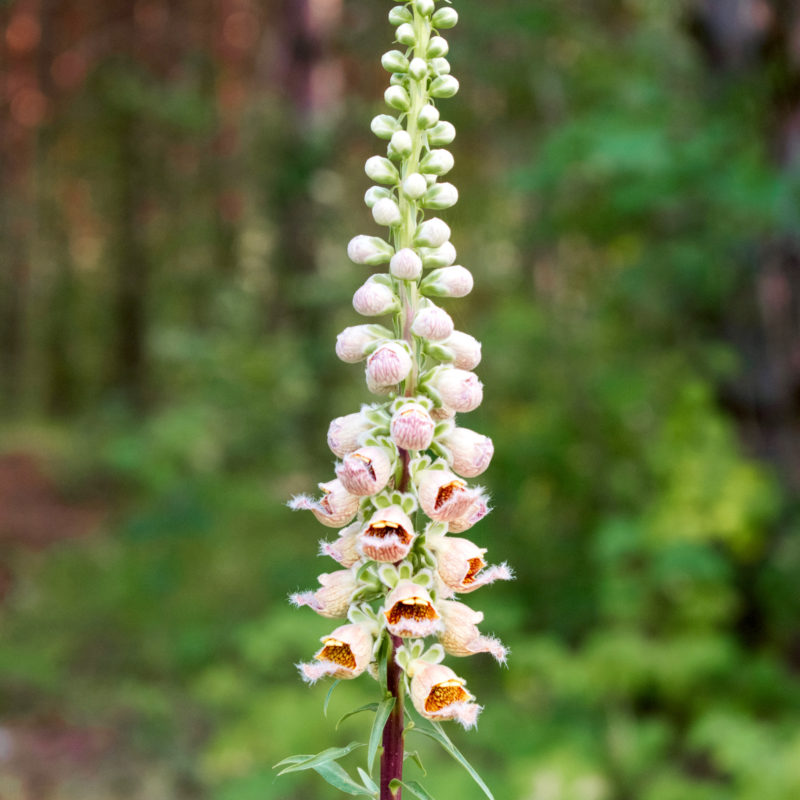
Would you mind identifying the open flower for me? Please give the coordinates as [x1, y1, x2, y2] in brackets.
[431, 536, 513, 594]
[416, 469, 481, 522]
[335, 445, 394, 496]
[441, 427, 494, 477]
[390, 402, 435, 451]
[383, 580, 441, 638]
[359, 505, 416, 562]
[319, 522, 362, 567]
[438, 600, 508, 664]
[289, 478, 360, 528]
[299, 623, 374, 682]
[447, 492, 491, 533]
[409, 662, 482, 729]
[290, 569, 358, 618]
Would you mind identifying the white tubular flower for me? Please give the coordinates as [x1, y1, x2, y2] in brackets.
[402, 173, 428, 199]
[335, 324, 389, 363]
[372, 197, 403, 227]
[444, 331, 482, 370]
[439, 601, 508, 664]
[441, 427, 494, 477]
[412, 305, 454, 342]
[430, 367, 483, 413]
[390, 402, 435, 451]
[347, 234, 394, 265]
[327, 411, 371, 457]
[421, 265, 474, 298]
[359, 505, 416, 562]
[432, 536, 513, 594]
[390, 248, 423, 280]
[319, 522, 362, 567]
[335, 445, 394, 496]
[409, 662, 481, 729]
[290, 569, 358, 618]
[383, 580, 441, 638]
[366, 341, 413, 387]
[299, 623, 374, 682]
[289, 479, 360, 528]
[447, 492, 491, 533]
[353, 278, 399, 316]
[420, 149, 455, 176]
[414, 217, 451, 248]
[416, 469, 479, 521]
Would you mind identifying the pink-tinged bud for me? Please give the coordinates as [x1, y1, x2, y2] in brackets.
[430, 367, 483, 413]
[289, 479, 360, 528]
[412, 305, 454, 342]
[336, 446, 393, 496]
[359, 505, 416, 562]
[408, 662, 481, 729]
[390, 248, 423, 280]
[446, 492, 491, 533]
[290, 569, 358, 617]
[352, 279, 399, 317]
[419, 241, 457, 269]
[439, 601, 508, 664]
[444, 331, 482, 370]
[299, 623, 374, 682]
[366, 341, 413, 387]
[420, 265, 474, 298]
[432, 536, 513, 594]
[335, 325, 389, 363]
[372, 197, 402, 227]
[414, 217, 451, 248]
[319, 522, 362, 567]
[442, 427, 494, 477]
[390, 402, 435, 451]
[416, 469, 478, 521]
[327, 412, 371, 457]
[384, 580, 442, 638]
[347, 235, 394, 265]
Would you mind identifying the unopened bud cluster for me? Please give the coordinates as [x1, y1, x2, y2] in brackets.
[289, 0, 511, 734]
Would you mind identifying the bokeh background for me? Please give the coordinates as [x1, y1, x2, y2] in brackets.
[2, 0, 800, 798]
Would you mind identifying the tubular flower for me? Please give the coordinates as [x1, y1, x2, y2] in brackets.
[359, 505, 416, 562]
[390, 402, 435, 451]
[289, 478, 360, 528]
[438, 600, 509, 664]
[335, 445, 394, 497]
[412, 305, 455, 341]
[290, 569, 358, 618]
[432, 536, 513, 595]
[443, 331, 482, 370]
[319, 522, 362, 567]
[416, 468, 481, 522]
[409, 662, 482, 729]
[429, 367, 483, 413]
[335, 324, 389, 363]
[384, 580, 441, 638]
[299, 623, 374, 683]
[447, 492, 491, 533]
[441, 427, 494, 478]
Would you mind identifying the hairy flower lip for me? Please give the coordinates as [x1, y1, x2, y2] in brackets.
[409, 662, 482, 729]
[383, 580, 441, 638]
[299, 623, 373, 683]
[416, 469, 478, 522]
[289, 478, 360, 528]
[336, 446, 392, 497]
[438, 599, 509, 664]
[359, 505, 416, 563]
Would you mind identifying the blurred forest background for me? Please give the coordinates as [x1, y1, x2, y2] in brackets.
[2, 0, 800, 798]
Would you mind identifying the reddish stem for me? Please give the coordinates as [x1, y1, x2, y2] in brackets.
[380, 634, 405, 800]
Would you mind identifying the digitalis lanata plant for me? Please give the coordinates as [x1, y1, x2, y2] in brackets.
[278, 2, 511, 798]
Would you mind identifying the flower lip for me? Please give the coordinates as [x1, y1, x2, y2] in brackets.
[383, 580, 441, 637]
[463, 557, 485, 585]
[367, 520, 413, 544]
[435, 479, 466, 510]
[317, 639, 357, 669]
[425, 678, 469, 712]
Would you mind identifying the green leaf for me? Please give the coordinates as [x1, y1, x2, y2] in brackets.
[408, 720, 494, 800]
[275, 742, 365, 776]
[389, 779, 437, 800]
[358, 767, 380, 794]
[404, 750, 427, 775]
[336, 703, 379, 731]
[314, 761, 377, 797]
[324, 680, 341, 717]
[368, 696, 396, 773]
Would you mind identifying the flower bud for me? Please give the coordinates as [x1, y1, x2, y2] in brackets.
[366, 341, 413, 387]
[414, 217, 451, 248]
[429, 57, 451, 75]
[353, 278, 399, 316]
[289, 479, 361, 528]
[364, 186, 393, 209]
[415, 0, 435, 16]
[365, 155, 399, 185]
[382, 49, 409, 73]
[416, 468, 479, 521]
[371, 197, 403, 227]
[371, 114, 401, 140]
[359, 505, 416, 562]
[430, 75, 460, 99]
[421, 149, 455, 176]
[432, 537, 513, 595]
[402, 172, 428, 199]
[419, 241, 457, 269]
[443, 331, 482, 370]
[347, 234, 394, 265]
[427, 35, 449, 58]
[388, 5, 412, 25]
[417, 104, 440, 129]
[420, 265, 474, 297]
[390, 248, 424, 281]
[441, 427, 493, 477]
[429, 367, 483, 412]
[335, 324, 390, 363]
[390, 130, 413, 158]
[422, 182, 458, 209]
[395, 23, 416, 46]
[408, 57, 428, 81]
[438, 601, 507, 664]
[319, 521, 362, 567]
[390, 401, 435, 450]
[299, 623, 374, 682]
[432, 7, 459, 28]
[409, 662, 481, 729]
[384, 580, 441, 638]
[412, 305, 455, 342]
[428, 121, 456, 146]
[336, 445, 393, 496]
[327, 411, 371, 457]
[290, 569, 358, 617]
